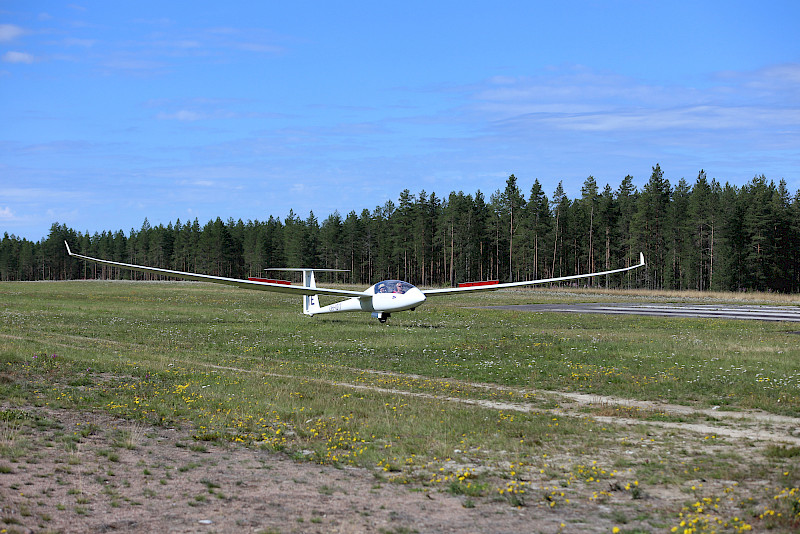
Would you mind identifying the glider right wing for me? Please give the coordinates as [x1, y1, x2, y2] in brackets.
[423, 253, 645, 295]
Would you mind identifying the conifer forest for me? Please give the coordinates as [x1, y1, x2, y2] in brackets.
[3, 165, 800, 293]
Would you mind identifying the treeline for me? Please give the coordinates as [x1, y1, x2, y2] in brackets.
[3, 165, 800, 292]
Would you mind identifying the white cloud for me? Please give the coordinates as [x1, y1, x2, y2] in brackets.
[539, 105, 790, 132]
[0, 24, 24, 42]
[1, 187, 85, 203]
[155, 107, 241, 121]
[0, 206, 14, 220]
[290, 183, 308, 195]
[157, 110, 204, 121]
[724, 63, 800, 96]
[468, 65, 800, 141]
[178, 179, 216, 187]
[63, 38, 96, 48]
[235, 42, 283, 54]
[102, 58, 164, 73]
[2, 51, 34, 64]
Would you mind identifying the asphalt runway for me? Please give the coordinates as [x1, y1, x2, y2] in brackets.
[478, 303, 800, 322]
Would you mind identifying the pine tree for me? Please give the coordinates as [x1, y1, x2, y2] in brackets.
[597, 183, 619, 287]
[634, 164, 671, 289]
[579, 176, 600, 281]
[669, 177, 692, 289]
[523, 180, 551, 279]
[548, 182, 572, 278]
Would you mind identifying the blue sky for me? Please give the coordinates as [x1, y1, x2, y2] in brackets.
[2, 1, 799, 240]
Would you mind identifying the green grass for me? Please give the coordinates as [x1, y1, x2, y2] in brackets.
[7, 281, 798, 409]
[2, 281, 800, 531]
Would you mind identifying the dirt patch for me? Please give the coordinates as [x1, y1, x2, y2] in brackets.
[0, 407, 581, 534]
[2, 365, 799, 533]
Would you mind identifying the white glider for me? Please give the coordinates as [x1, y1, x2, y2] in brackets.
[66, 241, 644, 323]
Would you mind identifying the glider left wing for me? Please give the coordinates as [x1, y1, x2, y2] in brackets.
[423, 252, 645, 296]
[65, 242, 369, 298]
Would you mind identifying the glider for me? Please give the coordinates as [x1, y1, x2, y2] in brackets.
[65, 241, 645, 323]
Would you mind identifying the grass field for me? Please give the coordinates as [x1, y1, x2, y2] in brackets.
[1, 281, 799, 532]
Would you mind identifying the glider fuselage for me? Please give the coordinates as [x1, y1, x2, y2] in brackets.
[307, 280, 426, 322]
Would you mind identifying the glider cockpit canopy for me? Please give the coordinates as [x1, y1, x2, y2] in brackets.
[371, 280, 415, 295]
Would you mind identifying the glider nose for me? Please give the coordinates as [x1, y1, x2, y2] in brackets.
[372, 286, 426, 312]
[406, 287, 426, 309]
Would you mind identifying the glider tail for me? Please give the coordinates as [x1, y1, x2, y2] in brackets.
[263, 267, 348, 317]
[302, 270, 321, 316]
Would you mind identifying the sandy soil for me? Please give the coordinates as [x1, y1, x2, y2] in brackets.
[2, 369, 799, 533]
[0, 407, 581, 534]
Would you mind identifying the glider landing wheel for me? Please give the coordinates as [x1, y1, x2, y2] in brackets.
[377, 313, 390, 323]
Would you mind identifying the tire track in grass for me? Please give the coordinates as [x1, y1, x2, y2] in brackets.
[6, 332, 799, 445]
[190, 360, 800, 446]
